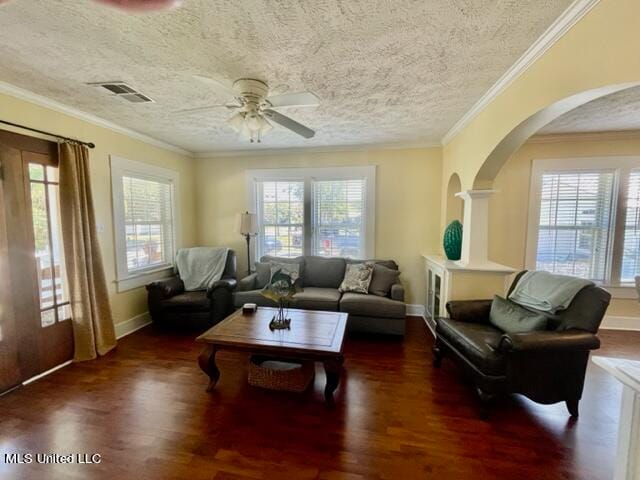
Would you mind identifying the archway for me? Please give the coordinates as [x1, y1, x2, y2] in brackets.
[473, 83, 640, 188]
[441, 0, 640, 197]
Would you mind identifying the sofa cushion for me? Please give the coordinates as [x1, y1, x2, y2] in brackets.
[234, 287, 341, 310]
[489, 295, 548, 333]
[269, 262, 301, 285]
[254, 262, 272, 289]
[304, 256, 346, 288]
[339, 293, 406, 319]
[347, 258, 398, 270]
[292, 287, 341, 311]
[234, 289, 278, 308]
[436, 318, 506, 376]
[162, 291, 210, 312]
[339, 262, 374, 294]
[261, 256, 305, 279]
[368, 264, 401, 297]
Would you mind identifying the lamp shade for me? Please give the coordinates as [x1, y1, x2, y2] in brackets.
[240, 212, 258, 235]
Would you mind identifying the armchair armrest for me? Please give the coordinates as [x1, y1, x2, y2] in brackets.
[445, 299, 492, 323]
[390, 282, 405, 302]
[146, 275, 184, 298]
[206, 277, 237, 298]
[498, 330, 600, 353]
[237, 273, 258, 292]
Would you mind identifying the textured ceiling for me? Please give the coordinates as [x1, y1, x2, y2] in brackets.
[0, 0, 573, 153]
[539, 86, 640, 135]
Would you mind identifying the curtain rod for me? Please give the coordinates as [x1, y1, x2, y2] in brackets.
[0, 119, 95, 149]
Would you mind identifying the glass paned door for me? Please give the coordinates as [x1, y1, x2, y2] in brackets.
[0, 130, 74, 389]
[28, 163, 71, 327]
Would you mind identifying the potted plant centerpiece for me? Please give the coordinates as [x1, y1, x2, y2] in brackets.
[261, 268, 302, 330]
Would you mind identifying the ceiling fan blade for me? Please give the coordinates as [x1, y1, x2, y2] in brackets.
[264, 109, 315, 138]
[193, 75, 236, 98]
[266, 91, 320, 108]
[173, 104, 240, 115]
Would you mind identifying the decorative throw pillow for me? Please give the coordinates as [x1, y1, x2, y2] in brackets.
[368, 264, 401, 297]
[269, 262, 300, 285]
[489, 295, 548, 334]
[339, 262, 374, 294]
[254, 262, 272, 289]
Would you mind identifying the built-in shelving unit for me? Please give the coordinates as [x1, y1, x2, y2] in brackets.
[423, 254, 516, 337]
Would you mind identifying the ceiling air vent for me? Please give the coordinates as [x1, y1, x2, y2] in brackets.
[88, 81, 154, 103]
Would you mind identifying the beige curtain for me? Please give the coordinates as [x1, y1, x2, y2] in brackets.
[59, 143, 116, 361]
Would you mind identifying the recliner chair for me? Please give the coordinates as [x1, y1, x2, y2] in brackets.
[146, 250, 237, 329]
[433, 271, 611, 417]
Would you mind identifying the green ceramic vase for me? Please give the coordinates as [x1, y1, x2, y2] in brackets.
[443, 220, 463, 261]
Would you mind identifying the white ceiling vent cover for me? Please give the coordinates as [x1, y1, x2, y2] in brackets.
[88, 81, 154, 103]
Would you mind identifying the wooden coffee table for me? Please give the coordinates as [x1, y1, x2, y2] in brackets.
[196, 307, 348, 403]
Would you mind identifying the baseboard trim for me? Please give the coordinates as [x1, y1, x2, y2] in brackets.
[601, 315, 640, 331]
[115, 312, 152, 339]
[407, 304, 425, 317]
[22, 360, 73, 386]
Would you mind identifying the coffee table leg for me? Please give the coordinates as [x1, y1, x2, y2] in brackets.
[323, 356, 344, 404]
[198, 345, 220, 392]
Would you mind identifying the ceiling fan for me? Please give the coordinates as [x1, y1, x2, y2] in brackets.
[177, 77, 320, 143]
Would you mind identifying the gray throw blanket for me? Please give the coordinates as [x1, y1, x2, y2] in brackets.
[175, 247, 229, 291]
[508, 271, 594, 313]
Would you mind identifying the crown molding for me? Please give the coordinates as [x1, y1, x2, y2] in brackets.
[441, 0, 601, 146]
[0, 80, 191, 156]
[528, 130, 640, 144]
[193, 140, 441, 159]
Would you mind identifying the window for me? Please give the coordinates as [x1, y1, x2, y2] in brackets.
[527, 157, 640, 288]
[535, 170, 615, 282]
[257, 180, 304, 257]
[621, 170, 640, 282]
[28, 163, 71, 326]
[111, 156, 179, 291]
[248, 167, 375, 260]
[313, 179, 366, 258]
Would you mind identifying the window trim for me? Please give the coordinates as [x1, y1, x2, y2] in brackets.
[246, 166, 376, 263]
[526, 156, 640, 292]
[110, 155, 180, 292]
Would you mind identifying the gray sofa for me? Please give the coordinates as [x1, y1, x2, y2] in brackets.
[234, 255, 406, 336]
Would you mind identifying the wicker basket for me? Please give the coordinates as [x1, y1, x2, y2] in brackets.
[248, 355, 315, 393]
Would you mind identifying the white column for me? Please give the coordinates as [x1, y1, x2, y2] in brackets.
[454, 189, 496, 267]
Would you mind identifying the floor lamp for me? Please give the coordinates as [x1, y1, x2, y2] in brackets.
[240, 212, 258, 276]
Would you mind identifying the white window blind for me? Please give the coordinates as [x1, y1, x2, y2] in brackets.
[621, 169, 640, 282]
[535, 170, 615, 282]
[257, 180, 304, 258]
[122, 175, 174, 273]
[312, 179, 365, 258]
[249, 166, 376, 261]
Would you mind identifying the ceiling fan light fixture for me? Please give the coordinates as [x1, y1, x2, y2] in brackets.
[238, 121, 253, 141]
[259, 116, 273, 135]
[245, 112, 263, 131]
[227, 111, 246, 133]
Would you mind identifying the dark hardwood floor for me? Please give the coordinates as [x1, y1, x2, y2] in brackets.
[1, 317, 638, 480]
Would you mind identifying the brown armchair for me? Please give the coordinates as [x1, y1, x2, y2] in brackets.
[433, 271, 611, 417]
[146, 250, 237, 329]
